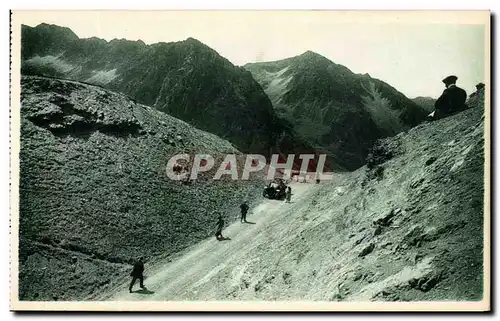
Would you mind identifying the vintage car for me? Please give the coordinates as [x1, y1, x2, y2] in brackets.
[262, 180, 287, 200]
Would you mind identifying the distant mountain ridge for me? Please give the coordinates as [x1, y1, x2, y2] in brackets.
[244, 51, 428, 169]
[21, 23, 314, 164]
[412, 96, 437, 113]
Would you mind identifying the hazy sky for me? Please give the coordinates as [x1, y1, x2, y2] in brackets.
[16, 11, 487, 98]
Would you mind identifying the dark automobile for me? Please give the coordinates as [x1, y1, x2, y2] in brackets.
[263, 181, 287, 200]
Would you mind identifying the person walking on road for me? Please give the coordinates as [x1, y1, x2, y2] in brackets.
[285, 186, 292, 203]
[129, 257, 146, 293]
[240, 201, 249, 223]
[215, 214, 225, 240]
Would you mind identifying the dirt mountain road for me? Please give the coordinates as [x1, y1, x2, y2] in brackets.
[108, 181, 319, 301]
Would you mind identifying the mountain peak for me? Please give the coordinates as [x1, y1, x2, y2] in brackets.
[32, 23, 79, 41]
[185, 37, 201, 42]
[295, 50, 333, 66]
[299, 50, 326, 58]
[180, 37, 213, 52]
[184, 37, 206, 46]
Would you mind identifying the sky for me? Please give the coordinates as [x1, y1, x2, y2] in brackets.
[15, 10, 488, 98]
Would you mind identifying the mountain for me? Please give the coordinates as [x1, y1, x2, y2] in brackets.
[21, 23, 312, 164]
[244, 51, 428, 170]
[19, 76, 266, 300]
[412, 96, 437, 113]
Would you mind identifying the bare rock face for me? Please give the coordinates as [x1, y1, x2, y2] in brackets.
[19, 76, 263, 300]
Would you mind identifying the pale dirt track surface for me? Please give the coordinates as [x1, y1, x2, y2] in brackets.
[108, 181, 318, 301]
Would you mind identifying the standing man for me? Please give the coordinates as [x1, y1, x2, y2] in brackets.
[240, 201, 249, 223]
[215, 214, 225, 240]
[129, 257, 146, 293]
[285, 187, 292, 203]
[428, 75, 467, 120]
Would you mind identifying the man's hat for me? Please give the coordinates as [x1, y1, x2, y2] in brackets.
[442, 75, 458, 85]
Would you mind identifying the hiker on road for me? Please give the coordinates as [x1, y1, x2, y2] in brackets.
[215, 214, 225, 240]
[285, 187, 292, 203]
[129, 257, 146, 293]
[240, 202, 249, 223]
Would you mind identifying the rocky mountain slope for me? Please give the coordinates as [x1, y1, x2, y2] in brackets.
[18, 76, 266, 301]
[244, 52, 428, 170]
[21, 23, 311, 162]
[106, 86, 486, 303]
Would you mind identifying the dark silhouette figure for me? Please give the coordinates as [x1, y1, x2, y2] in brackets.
[279, 179, 287, 190]
[285, 187, 292, 203]
[469, 83, 485, 100]
[429, 75, 467, 120]
[240, 202, 249, 223]
[129, 257, 146, 293]
[215, 214, 225, 240]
